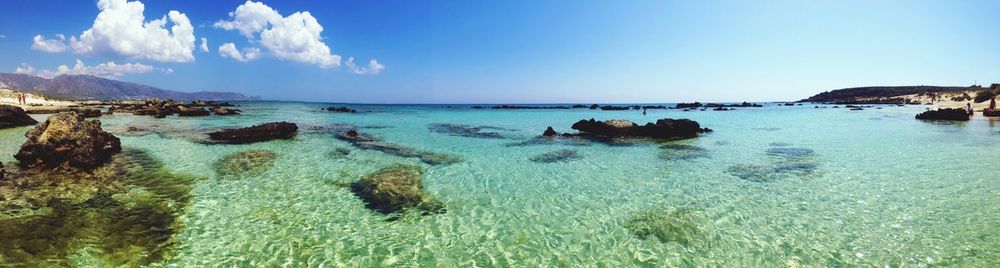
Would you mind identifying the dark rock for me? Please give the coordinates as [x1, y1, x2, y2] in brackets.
[675, 102, 703, 109]
[325, 107, 357, 113]
[349, 165, 444, 214]
[542, 126, 558, 137]
[983, 109, 1000, 117]
[15, 112, 121, 170]
[658, 144, 709, 160]
[0, 104, 38, 129]
[727, 161, 819, 182]
[915, 108, 969, 121]
[624, 207, 703, 246]
[207, 122, 298, 144]
[529, 149, 581, 163]
[428, 123, 504, 139]
[569, 118, 710, 140]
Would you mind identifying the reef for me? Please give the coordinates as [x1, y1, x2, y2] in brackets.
[213, 150, 278, 179]
[349, 165, 445, 214]
[206, 122, 298, 144]
[0, 104, 38, 129]
[428, 123, 505, 139]
[529, 149, 581, 163]
[336, 130, 462, 165]
[727, 144, 820, 182]
[324, 107, 357, 113]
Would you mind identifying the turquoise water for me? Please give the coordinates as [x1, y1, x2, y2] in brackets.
[1, 102, 998, 266]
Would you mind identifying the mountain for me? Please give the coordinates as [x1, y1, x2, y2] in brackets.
[0, 73, 259, 101]
[799, 85, 973, 103]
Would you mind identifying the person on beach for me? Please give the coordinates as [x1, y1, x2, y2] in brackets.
[966, 103, 974, 115]
[18, 93, 24, 105]
[990, 97, 996, 111]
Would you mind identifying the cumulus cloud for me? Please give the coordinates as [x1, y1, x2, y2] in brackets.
[346, 57, 385, 75]
[68, 0, 196, 62]
[218, 42, 261, 62]
[14, 59, 171, 79]
[32, 34, 69, 53]
[214, 1, 344, 68]
[200, 37, 209, 52]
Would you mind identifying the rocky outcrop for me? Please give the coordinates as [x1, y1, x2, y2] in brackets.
[176, 106, 209, 117]
[207, 122, 298, 144]
[14, 112, 121, 170]
[915, 108, 970, 121]
[542, 127, 558, 137]
[325, 107, 357, 113]
[349, 165, 444, 214]
[0, 105, 38, 129]
[209, 106, 240, 115]
[569, 118, 710, 140]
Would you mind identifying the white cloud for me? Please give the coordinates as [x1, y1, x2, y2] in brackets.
[14, 59, 170, 79]
[0, 34, 7, 39]
[214, 1, 344, 68]
[200, 37, 209, 52]
[218, 42, 260, 62]
[69, 0, 196, 62]
[346, 57, 385, 75]
[32, 34, 69, 53]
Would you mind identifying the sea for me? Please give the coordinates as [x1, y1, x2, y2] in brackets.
[0, 102, 997, 267]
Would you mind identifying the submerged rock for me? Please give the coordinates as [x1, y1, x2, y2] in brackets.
[727, 161, 819, 182]
[658, 143, 709, 160]
[336, 130, 462, 165]
[329, 147, 352, 158]
[349, 165, 444, 214]
[207, 122, 298, 144]
[428, 123, 505, 139]
[624, 207, 703, 246]
[213, 150, 278, 179]
[0, 149, 197, 267]
[766, 147, 816, 158]
[915, 108, 969, 121]
[24, 107, 102, 117]
[529, 149, 581, 163]
[0, 104, 38, 129]
[15, 112, 121, 170]
[569, 118, 710, 140]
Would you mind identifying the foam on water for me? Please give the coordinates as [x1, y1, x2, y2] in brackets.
[1, 103, 998, 267]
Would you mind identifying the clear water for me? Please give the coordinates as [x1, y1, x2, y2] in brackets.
[1, 102, 998, 267]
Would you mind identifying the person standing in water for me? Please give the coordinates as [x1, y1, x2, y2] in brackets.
[967, 103, 974, 115]
[990, 97, 996, 111]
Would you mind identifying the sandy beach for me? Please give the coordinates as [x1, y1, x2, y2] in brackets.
[0, 89, 77, 108]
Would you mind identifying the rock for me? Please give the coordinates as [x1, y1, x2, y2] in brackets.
[569, 118, 710, 140]
[336, 130, 462, 165]
[209, 106, 240, 116]
[915, 108, 969, 121]
[176, 106, 209, 117]
[14, 112, 121, 170]
[428, 123, 504, 139]
[24, 107, 102, 117]
[213, 150, 277, 179]
[0, 104, 38, 129]
[325, 107, 357, 113]
[349, 165, 444, 214]
[624, 207, 703, 246]
[0, 162, 4, 180]
[207, 122, 298, 144]
[529, 149, 581, 163]
[983, 109, 1000, 117]
[542, 126, 558, 137]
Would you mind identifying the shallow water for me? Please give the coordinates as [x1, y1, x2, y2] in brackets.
[1, 102, 998, 267]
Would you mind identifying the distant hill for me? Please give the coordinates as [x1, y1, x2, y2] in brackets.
[0, 73, 259, 101]
[800, 85, 973, 103]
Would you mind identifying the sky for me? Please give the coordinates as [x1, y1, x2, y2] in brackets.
[0, 0, 998, 103]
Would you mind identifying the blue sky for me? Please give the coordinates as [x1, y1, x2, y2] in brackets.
[1, 0, 998, 103]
